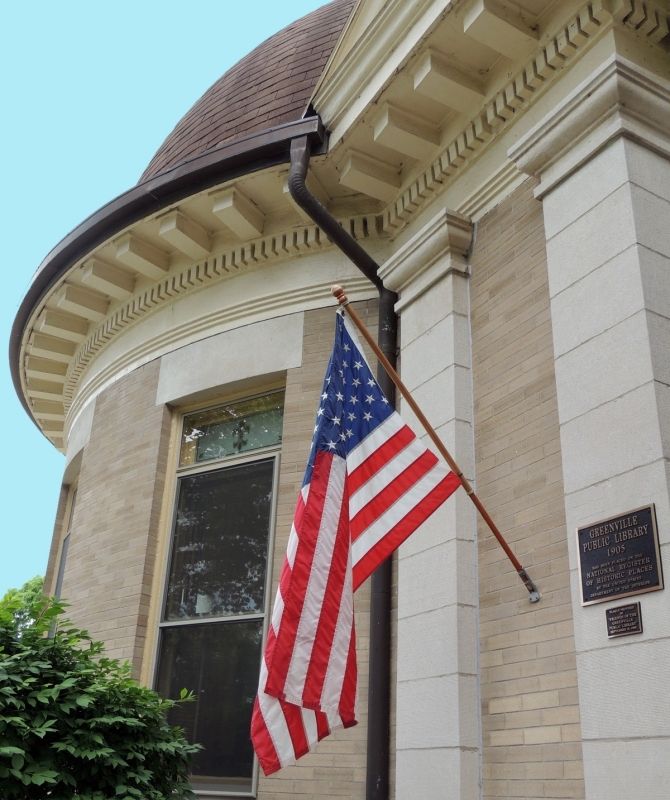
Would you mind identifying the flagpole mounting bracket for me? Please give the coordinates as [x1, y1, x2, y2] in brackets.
[518, 569, 542, 603]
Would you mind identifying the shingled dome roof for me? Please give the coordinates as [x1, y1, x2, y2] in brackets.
[140, 0, 355, 182]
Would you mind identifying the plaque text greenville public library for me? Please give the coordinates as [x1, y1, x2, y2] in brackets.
[577, 504, 664, 605]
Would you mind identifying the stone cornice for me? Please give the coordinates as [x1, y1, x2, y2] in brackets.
[64, 270, 376, 443]
[379, 209, 472, 311]
[313, 0, 449, 140]
[62, 214, 381, 401]
[373, 0, 669, 233]
[508, 54, 670, 197]
[19, 0, 670, 450]
[378, 0, 612, 234]
[19, 213, 383, 451]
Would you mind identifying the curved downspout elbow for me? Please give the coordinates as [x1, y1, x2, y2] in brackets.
[288, 137, 384, 291]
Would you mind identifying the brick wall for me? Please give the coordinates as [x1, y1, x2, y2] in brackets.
[470, 180, 585, 799]
[51, 302, 384, 796]
[258, 301, 379, 799]
[57, 359, 171, 674]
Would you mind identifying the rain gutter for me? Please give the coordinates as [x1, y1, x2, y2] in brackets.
[9, 116, 327, 427]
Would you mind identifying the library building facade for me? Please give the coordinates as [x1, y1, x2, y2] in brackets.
[10, 1, 670, 798]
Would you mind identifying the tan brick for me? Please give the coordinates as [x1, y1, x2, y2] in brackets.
[522, 690, 560, 710]
[489, 695, 523, 714]
[472, 181, 584, 797]
[563, 760, 585, 779]
[525, 761, 564, 780]
[54, 359, 170, 675]
[504, 709, 543, 728]
[543, 778, 585, 798]
[542, 706, 581, 726]
[559, 687, 580, 705]
[561, 724, 583, 742]
[47, 303, 381, 800]
[523, 726, 562, 745]
[506, 778, 545, 795]
[489, 729, 525, 746]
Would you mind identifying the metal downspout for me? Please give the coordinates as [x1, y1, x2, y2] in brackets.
[288, 134, 396, 800]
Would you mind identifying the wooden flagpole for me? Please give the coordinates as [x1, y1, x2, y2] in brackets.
[332, 284, 541, 603]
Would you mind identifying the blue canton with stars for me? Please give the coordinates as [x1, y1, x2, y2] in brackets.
[303, 310, 394, 486]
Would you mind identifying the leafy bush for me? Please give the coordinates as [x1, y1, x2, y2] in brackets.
[0, 576, 44, 633]
[0, 581, 199, 799]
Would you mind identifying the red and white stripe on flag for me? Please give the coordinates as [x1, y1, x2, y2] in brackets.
[251, 311, 461, 775]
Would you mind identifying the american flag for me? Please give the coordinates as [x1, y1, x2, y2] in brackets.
[251, 309, 460, 774]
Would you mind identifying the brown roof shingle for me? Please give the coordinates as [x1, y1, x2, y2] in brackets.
[140, 0, 354, 182]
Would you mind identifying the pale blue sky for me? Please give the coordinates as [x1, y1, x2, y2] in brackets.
[1, 0, 327, 596]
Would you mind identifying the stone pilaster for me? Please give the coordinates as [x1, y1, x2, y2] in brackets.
[510, 53, 670, 800]
[380, 210, 481, 800]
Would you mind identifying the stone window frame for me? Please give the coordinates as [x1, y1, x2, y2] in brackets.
[53, 484, 77, 600]
[151, 388, 285, 798]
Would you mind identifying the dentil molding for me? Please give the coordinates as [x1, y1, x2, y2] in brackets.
[21, 214, 382, 451]
[379, 0, 669, 231]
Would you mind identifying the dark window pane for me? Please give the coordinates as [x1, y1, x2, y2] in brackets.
[155, 620, 262, 793]
[165, 460, 273, 621]
[180, 392, 284, 466]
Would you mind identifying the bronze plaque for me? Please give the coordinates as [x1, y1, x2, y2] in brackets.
[606, 602, 643, 638]
[577, 504, 663, 605]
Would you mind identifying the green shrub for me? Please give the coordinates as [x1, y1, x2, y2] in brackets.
[0, 581, 199, 799]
